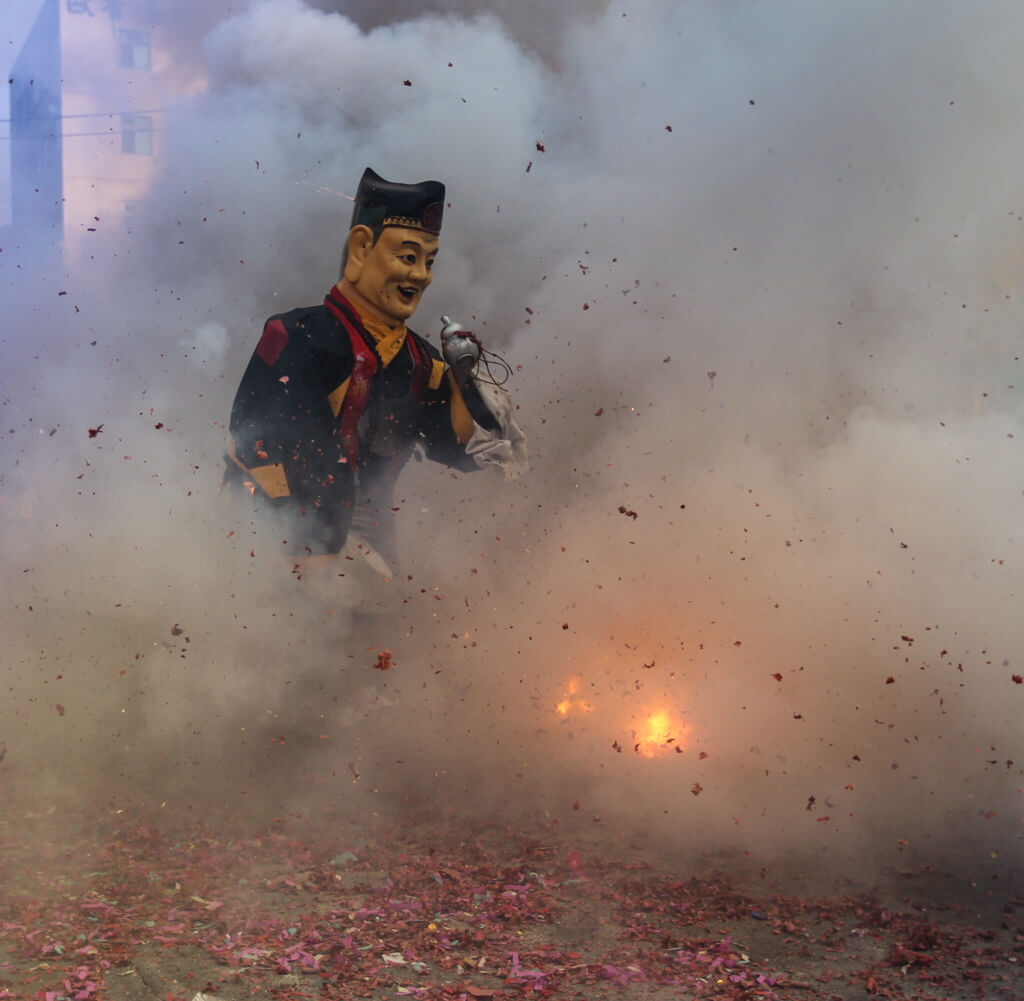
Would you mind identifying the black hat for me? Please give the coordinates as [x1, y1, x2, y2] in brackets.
[350, 167, 445, 236]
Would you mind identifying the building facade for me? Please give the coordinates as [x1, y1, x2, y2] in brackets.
[8, 0, 185, 269]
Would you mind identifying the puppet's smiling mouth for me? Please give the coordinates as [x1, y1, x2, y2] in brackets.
[397, 286, 419, 301]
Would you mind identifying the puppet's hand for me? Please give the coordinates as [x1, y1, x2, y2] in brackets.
[440, 315, 481, 388]
[450, 354, 477, 390]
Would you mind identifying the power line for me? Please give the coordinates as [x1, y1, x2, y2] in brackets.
[0, 127, 165, 140]
[0, 109, 166, 124]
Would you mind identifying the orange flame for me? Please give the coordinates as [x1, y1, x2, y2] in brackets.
[554, 674, 691, 758]
[634, 708, 689, 757]
[555, 676, 591, 717]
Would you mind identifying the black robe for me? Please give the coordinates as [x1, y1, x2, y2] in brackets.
[227, 288, 488, 559]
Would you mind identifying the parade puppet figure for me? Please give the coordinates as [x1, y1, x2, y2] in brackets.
[226, 168, 526, 607]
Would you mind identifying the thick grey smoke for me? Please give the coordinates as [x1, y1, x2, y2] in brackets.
[2, 0, 1022, 874]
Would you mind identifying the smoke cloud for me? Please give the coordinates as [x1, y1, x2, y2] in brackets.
[2, 0, 1022, 877]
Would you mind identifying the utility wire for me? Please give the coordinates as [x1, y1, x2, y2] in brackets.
[0, 109, 166, 124]
[0, 126, 165, 140]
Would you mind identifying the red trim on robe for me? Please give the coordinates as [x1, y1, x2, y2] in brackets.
[324, 292, 378, 468]
[323, 289, 436, 466]
[255, 318, 288, 366]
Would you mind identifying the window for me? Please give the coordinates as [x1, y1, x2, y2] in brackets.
[119, 29, 151, 70]
[121, 114, 153, 155]
[123, 200, 141, 232]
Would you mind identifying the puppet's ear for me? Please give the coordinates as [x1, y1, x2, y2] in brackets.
[342, 224, 376, 282]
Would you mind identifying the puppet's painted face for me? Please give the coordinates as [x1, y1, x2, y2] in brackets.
[351, 225, 438, 325]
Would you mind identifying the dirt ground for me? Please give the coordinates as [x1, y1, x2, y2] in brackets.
[1, 754, 1021, 1001]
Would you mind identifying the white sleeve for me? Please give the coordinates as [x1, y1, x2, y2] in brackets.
[463, 378, 529, 479]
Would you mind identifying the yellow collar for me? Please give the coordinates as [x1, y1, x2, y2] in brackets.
[335, 285, 407, 367]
